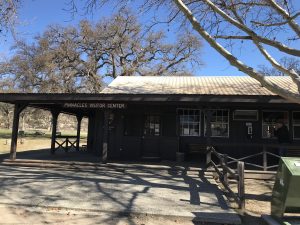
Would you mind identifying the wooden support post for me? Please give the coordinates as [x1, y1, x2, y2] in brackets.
[223, 154, 228, 186]
[205, 109, 212, 146]
[76, 115, 82, 151]
[10, 104, 26, 160]
[263, 145, 267, 171]
[237, 161, 245, 213]
[102, 110, 109, 163]
[50, 111, 59, 154]
[206, 146, 212, 167]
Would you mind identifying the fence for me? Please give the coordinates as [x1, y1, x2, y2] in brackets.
[223, 144, 300, 171]
[54, 135, 78, 153]
[206, 146, 245, 212]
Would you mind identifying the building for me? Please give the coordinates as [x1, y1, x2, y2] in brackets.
[1, 76, 300, 162]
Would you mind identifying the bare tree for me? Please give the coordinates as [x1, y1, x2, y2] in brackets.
[1, 10, 202, 93]
[260, 57, 300, 76]
[0, 0, 20, 36]
[74, 0, 300, 103]
[0, 77, 15, 129]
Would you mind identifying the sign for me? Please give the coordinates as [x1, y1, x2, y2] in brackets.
[63, 102, 126, 109]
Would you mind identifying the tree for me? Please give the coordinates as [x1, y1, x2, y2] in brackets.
[0, 77, 15, 129]
[260, 57, 300, 76]
[0, 0, 20, 36]
[74, 0, 300, 103]
[1, 10, 202, 93]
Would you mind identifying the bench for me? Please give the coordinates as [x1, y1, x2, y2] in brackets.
[287, 146, 300, 157]
[188, 144, 208, 154]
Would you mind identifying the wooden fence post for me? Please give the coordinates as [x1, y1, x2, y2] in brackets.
[263, 145, 267, 171]
[237, 161, 245, 213]
[223, 154, 228, 186]
[206, 146, 212, 167]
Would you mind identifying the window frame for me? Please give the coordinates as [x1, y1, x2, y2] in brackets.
[261, 110, 289, 139]
[143, 114, 161, 136]
[204, 109, 230, 138]
[292, 111, 300, 140]
[233, 110, 258, 121]
[177, 108, 201, 137]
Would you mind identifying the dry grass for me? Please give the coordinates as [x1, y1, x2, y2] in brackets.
[0, 128, 87, 154]
[0, 138, 51, 153]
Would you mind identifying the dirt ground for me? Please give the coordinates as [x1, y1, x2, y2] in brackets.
[224, 178, 275, 225]
[0, 178, 273, 225]
[243, 179, 274, 216]
[0, 206, 206, 225]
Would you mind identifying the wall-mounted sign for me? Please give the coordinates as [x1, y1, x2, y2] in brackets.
[63, 103, 126, 109]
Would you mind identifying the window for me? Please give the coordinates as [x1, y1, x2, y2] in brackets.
[293, 112, 300, 139]
[262, 111, 289, 138]
[144, 115, 160, 136]
[177, 109, 201, 136]
[233, 110, 258, 121]
[205, 109, 229, 137]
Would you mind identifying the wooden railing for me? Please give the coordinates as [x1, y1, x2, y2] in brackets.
[206, 146, 245, 212]
[215, 144, 300, 171]
[54, 135, 78, 153]
[226, 147, 280, 171]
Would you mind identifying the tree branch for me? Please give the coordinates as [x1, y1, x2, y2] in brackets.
[266, 0, 300, 37]
[202, 0, 300, 57]
[173, 0, 300, 103]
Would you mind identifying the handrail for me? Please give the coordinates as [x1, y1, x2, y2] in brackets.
[225, 145, 281, 171]
[206, 146, 245, 213]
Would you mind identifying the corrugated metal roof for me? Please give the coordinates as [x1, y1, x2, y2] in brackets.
[101, 76, 298, 96]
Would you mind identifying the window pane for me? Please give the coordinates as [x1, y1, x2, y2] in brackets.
[144, 115, 160, 136]
[178, 109, 201, 136]
[262, 111, 288, 138]
[206, 109, 229, 137]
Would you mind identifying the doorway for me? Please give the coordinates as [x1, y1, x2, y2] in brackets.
[142, 115, 160, 159]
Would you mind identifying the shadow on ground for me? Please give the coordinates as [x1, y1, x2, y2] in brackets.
[0, 150, 241, 224]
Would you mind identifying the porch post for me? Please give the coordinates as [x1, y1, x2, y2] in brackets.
[51, 111, 59, 154]
[10, 104, 26, 160]
[76, 115, 83, 151]
[205, 109, 212, 146]
[102, 110, 109, 163]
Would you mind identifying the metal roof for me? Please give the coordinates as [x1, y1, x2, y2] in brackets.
[101, 76, 297, 96]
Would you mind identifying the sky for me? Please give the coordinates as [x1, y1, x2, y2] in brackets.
[0, 0, 299, 78]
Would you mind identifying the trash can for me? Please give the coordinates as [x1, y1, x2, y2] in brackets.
[176, 152, 185, 162]
[271, 157, 300, 218]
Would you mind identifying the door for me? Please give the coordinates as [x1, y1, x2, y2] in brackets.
[142, 115, 161, 158]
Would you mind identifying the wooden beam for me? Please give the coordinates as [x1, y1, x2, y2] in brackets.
[10, 104, 26, 160]
[204, 109, 212, 146]
[76, 115, 83, 151]
[50, 111, 60, 154]
[86, 114, 95, 153]
[102, 110, 109, 163]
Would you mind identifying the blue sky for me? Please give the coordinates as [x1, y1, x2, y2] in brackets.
[0, 0, 298, 77]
